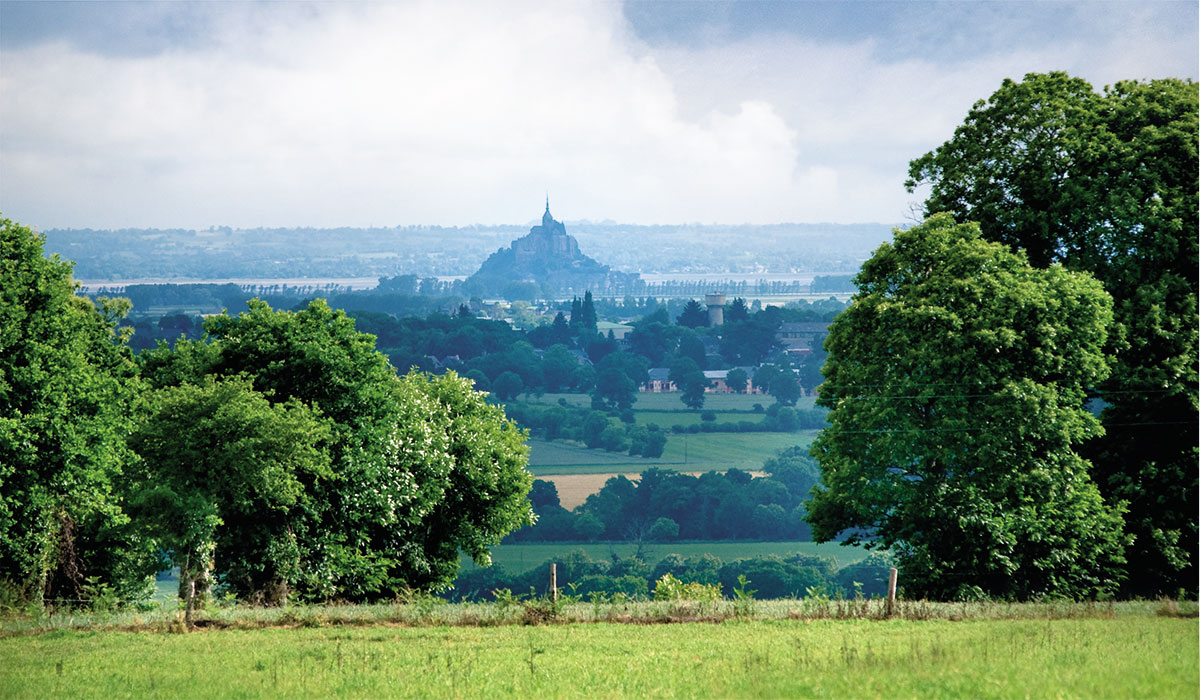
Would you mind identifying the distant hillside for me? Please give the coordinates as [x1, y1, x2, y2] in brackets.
[41, 218, 896, 281]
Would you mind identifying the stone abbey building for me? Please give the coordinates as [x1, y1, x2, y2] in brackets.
[464, 200, 638, 297]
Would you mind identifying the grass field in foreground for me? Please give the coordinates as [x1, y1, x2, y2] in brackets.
[526, 432, 815, 476]
[460, 541, 866, 573]
[2, 616, 1194, 699]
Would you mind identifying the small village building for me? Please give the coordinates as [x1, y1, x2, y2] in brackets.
[776, 321, 829, 359]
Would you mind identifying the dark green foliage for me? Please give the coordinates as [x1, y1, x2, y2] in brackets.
[128, 378, 331, 609]
[510, 462, 817, 543]
[528, 480, 561, 511]
[492, 371, 524, 401]
[908, 73, 1198, 596]
[676, 300, 708, 328]
[628, 322, 674, 365]
[444, 549, 884, 603]
[719, 316, 781, 365]
[836, 551, 896, 598]
[144, 300, 534, 600]
[669, 357, 709, 410]
[724, 368, 749, 394]
[589, 351, 648, 411]
[718, 557, 830, 599]
[726, 297, 750, 323]
[647, 517, 680, 542]
[0, 217, 155, 607]
[807, 214, 1127, 600]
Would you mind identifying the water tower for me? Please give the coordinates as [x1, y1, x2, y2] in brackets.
[705, 292, 726, 326]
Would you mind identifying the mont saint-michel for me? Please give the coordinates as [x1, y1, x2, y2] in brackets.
[463, 200, 639, 298]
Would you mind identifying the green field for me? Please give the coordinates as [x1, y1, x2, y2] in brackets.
[526, 432, 815, 476]
[460, 541, 864, 573]
[526, 439, 663, 474]
[3, 615, 1194, 699]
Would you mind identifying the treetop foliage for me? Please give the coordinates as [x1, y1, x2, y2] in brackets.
[808, 214, 1126, 600]
[907, 72, 1198, 596]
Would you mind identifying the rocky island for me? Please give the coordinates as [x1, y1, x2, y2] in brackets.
[463, 200, 639, 298]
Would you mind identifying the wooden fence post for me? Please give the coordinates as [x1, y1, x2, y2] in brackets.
[550, 562, 558, 603]
[886, 567, 898, 617]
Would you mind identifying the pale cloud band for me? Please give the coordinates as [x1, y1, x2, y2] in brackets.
[0, 1, 1194, 229]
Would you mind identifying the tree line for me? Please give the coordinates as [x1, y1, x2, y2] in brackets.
[511, 450, 820, 543]
[447, 548, 897, 603]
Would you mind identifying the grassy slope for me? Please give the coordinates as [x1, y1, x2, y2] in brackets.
[2, 617, 1194, 699]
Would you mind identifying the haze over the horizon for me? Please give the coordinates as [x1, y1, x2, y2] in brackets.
[1, 0, 1195, 230]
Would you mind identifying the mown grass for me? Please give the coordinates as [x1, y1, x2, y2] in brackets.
[459, 541, 866, 574]
[526, 432, 814, 476]
[1, 605, 1194, 699]
[655, 431, 816, 471]
[526, 439, 662, 474]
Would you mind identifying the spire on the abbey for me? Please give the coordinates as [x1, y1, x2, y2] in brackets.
[515, 198, 574, 260]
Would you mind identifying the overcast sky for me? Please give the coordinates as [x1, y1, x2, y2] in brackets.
[1, 1, 1195, 230]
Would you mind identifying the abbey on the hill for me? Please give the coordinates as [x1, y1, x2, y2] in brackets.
[464, 200, 638, 297]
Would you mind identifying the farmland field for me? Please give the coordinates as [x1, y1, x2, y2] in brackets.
[459, 540, 863, 573]
[2, 614, 1194, 699]
[526, 439, 662, 475]
[526, 432, 815, 476]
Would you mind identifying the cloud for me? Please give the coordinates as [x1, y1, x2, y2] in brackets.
[0, 1, 1194, 229]
[2, 2, 810, 228]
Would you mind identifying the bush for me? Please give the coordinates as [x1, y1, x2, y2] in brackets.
[653, 573, 722, 602]
[700, 410, 717, 422]
[647, 517, 680, 542]
[574, 574, 648, 599]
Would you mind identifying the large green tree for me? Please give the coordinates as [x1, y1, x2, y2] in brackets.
[0, 217, 155, 606]
[807, 214, 1127, 600]
[128, 378, 330, 619]
[140, 299, 534, 599]
[906, 73, 1198, 596]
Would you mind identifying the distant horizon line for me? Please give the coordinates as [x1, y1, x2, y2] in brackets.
[37, 219, 907, 233]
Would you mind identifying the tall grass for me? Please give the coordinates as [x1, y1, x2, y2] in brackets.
[1, 611, 1194, 699]
[1, 597, 1190, 638]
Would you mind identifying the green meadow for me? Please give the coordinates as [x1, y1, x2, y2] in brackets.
[2, 613, 1194, 699]
[526, 432, 815, 476]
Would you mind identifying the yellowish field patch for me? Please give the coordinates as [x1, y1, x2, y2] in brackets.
[542, 471, 766, 509]
[544, 473, 635, 509]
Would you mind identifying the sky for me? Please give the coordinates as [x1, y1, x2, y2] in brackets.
[1, 0, 1196, 230]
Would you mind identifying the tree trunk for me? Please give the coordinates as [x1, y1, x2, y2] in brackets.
[184, 575, 196, 629]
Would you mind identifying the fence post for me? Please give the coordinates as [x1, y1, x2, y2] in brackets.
[550, 563, 558, 603]
[886, 567, 898, 617]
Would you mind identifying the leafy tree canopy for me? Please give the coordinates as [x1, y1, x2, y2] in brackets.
[807, 214, 1127, 600]
[907, 72, 1198, 595]
[128, 377, 330, 614]
[0, 217, 153, 605]
[140, 299, 534, 599]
